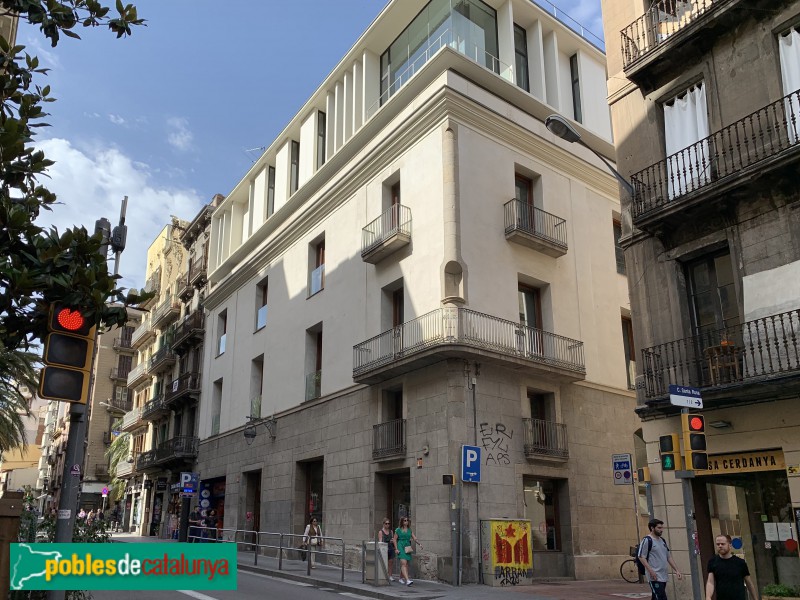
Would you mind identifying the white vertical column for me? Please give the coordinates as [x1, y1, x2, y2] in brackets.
[362, 50, 380, 121]
[352, 59, 363, 131]
[528, 21, 546, 101]
[274, 141, 290, 212]
[334, 80, 344, 151]
[496, 0, 515, 83]
[543, 29, 561, 109]
[343, 68, 354, 143]
[326, 91, 335, 159]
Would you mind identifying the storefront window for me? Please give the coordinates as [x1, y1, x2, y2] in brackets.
[523, 478, 560, 551]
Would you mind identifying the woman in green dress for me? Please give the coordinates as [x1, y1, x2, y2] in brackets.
[393, 517, 423, 585]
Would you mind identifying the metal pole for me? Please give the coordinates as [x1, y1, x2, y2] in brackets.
[678, 408, 702, 600]
[471, 364, 483, 584]
[450, 483, 458, 586]
[631, 478, 641, 543]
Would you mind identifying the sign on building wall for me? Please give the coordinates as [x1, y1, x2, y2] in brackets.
[698, 449, 785, 475]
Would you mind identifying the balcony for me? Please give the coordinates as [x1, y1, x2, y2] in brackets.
[353, 307, 585, 384]
[148, 346, 176, 376]
[189, 255, 207, 287]
[136, 449, 159, 473]
[113, 334, 134, 353]
[503, 200, 568, 257]
[102, 431, 113, 445]
[164, 371, 201, 407]
[110, 366, 131, 382]
[154, 436, 199, 466]
[104, 397, 131, 413]
[151, 295, 181, 330]
[126, 362, 150, 389]
[142, 393, 170, 421]
[632, 91, 800, 232]
[172, 311, 204, 353]
[94, 464, 110, 478]
[621, 0, 746, 85]
[305, 370, 321, 401]
[119, 407, 144, 432]
[522, 418, 569, 459]
[115, 460, 134, 478]
[372, 418, 407, 460]
[361, 204, 412, 264]
[139, 270, 161, 309]
[130, 316, 155, 349]
[639, 308, 800, 410]
[177, 271, 193, 301]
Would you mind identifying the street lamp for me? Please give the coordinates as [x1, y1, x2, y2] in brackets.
[544, 114, 635, 197]
[243, 415, 277, 445]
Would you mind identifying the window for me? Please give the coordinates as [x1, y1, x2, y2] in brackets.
[211, 378, 222, 435]
[518, 284, 543, 356]
[305, 325, 323, 401]
[392, 288, 404, 328]
[663, 82, 709, 198]
[290, 140, 300, 194]
[569, 54, 582, 123]
[317, 111, 326, 169]
[267, 166, 275, 217]
[514, 24, 529, 93]
[114, 385, 128, 403]
[778, 26, 800, 143]
[514, 174, 535, 230]
[250, 355, 264, 418]
[217, 311, 227, 356]
[621, 317, 636, 390]
[255, 278, 268, 330]
[685, 251, 740, 344]
[309, 239, 325, 297]
[613, 220, 626, 275]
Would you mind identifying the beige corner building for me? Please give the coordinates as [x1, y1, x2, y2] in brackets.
[600, 0, 800, 596]
[198, 0, 640, 582]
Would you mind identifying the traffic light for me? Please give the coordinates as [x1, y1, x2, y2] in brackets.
[659, 434, 682, 471]
[39, 304, 96, 403]
[682, 413, 708, 470]
[637, 466, 651, 483]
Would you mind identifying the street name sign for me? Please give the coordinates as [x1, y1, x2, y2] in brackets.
[669, 384, 703, 409]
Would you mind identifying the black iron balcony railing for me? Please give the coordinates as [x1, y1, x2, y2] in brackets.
[189, 255, 207, 286]
[632, 91, 800, 220]
[165, 371, 201, 404]
[149, 346, 176, 374]
[522, 418, 569, 458]
[172, 311, 204, 351]
[155, 436, 199, 463]
[373, 418, 407, 459]
[177, 271, 192, 300]
[361, 204, 412, 260]
[142, 394, 170, 420]
[353, 307, 585, 377]
[94, 464, 110, 477]
[503, 200, 568, 254]
[640, 308, 800, 400]
[621, 0, 725, 70]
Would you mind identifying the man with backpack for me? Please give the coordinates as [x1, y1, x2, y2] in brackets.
[638, 518, 683, 600]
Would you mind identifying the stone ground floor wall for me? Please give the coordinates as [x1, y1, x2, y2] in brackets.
[196, 358, 638, 581]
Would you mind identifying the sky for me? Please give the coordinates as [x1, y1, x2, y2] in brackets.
[21, 0, 604, 291]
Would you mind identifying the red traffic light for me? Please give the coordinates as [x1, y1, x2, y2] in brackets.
[57, 307, 86, 331]
[49, 304, 93, 336]
[689, 416, 705, 432]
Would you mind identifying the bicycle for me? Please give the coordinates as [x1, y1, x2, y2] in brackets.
[620, 544, 643, 584]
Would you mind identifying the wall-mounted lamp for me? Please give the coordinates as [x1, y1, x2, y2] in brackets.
[416, 457, 423, 469]
[243, 415, 277, 445]
[533, 481, 546, 503]
[708, 420, 732, 429]
[544, 114, 635, 198]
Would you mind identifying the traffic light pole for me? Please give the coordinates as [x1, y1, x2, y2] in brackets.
[47, 202, 127, 600]
[675, 407, 703, 600]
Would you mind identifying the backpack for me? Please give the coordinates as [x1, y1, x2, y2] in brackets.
[634, 536, 653, 575]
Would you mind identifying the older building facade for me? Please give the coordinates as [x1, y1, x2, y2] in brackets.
[601, 0, 800, 596]
[199, 0, 638, 582]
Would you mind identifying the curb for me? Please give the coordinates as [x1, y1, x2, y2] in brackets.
[237, 562, 445, 600]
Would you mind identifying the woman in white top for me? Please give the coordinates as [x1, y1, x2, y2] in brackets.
[302, 517, 323, 568]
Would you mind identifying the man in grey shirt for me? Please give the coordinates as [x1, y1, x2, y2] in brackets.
[639, 518, 683, 600]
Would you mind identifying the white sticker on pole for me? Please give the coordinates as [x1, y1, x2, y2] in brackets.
[58, 509, 71, 520]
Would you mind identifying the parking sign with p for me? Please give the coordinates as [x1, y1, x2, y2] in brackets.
[462, 445, 481, 483]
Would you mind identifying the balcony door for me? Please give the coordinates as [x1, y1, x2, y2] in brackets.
[515, 174, 534, 231]
[664, 82, 710, 199]
[518, 284, 543, 356]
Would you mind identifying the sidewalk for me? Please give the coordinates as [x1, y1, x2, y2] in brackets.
[111, 533, 650, 600]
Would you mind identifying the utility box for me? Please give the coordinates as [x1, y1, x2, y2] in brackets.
[364, 542, 389, 586]
[480, 519, 533, 587]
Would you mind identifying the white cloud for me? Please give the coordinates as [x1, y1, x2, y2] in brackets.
[108, 114, 126, 125]
[166, 117, 194, 151]
[33, 138, 205, 291]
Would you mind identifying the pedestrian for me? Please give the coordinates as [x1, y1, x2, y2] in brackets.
[377, 517, 396, 582]
[169, 511, 179, 540]
[393, 516, 423, 586]
[97, 509, 105, 522]
[78, 508, 86, 520]
[302, 517, 323, 568]
[706, 534, 758, 600]
[86, 509, 96, 525]
[189, 507, 202, 542]
[205, 509, 218, 542]
[638, 518, 683, 600]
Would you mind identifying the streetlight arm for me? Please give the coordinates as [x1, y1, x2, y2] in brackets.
[578, 139, 635, 198]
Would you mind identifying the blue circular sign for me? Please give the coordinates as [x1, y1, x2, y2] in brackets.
[731, 537, 743, 550]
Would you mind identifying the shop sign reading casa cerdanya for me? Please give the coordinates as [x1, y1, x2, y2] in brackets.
[698, 449, 785, 476]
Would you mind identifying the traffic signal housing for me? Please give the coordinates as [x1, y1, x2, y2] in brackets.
[39, 304, 96, 403]
[682, 413, 708, 470]
[659, 434, 683, 471]
[637, 466, 651, 483]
